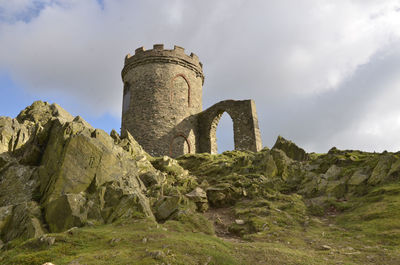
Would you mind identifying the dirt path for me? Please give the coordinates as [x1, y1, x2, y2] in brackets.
[204, 207, 247, 243]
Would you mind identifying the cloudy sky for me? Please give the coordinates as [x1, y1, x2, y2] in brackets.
[1, 0, 400, 153]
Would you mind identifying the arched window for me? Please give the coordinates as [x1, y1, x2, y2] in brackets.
[122, 82, 131, 114]
[171, 74, 191, 107]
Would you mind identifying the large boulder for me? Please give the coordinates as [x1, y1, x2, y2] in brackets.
[45, 193, 88, 232]
[151, 156, 198, 196]
[185, 187, 208, 212]
[16, 100, 74, 125]
[154, 195, 182, 221]
[368, 154, 394, 185]
[37, 118, 156, 228]
[0, 162, 39, 207]
[206, 183, 241, 207]
[272, 136, 309, 161]
[1, 202, 46, 242]
[348, 168, 370, 186]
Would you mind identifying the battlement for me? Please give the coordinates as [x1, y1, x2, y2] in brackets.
[122, 44, 204, 82]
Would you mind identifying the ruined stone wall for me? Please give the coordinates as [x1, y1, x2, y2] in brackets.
[121, 44, 204, 157]
[197, 100, 262, 154]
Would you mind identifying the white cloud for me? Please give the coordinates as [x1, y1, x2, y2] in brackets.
[0, 0, 52, 22]
[264, 44, 400, 152]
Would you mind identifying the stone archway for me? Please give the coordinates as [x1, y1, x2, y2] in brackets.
[209, 111, 234, 154]
[197, 100, 262, 153]
[169, 133, 191, 157]
[213, 112, 234, 154]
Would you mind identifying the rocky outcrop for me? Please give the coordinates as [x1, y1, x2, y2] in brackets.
[0, 101, 167, 242]
[2, 101, 400, 246]
[177, 143, 400, 222]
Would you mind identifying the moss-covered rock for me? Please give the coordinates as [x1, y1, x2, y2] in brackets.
[0, 205, 13, 237]
[45, 194, 88, 232]
[1, 202, 45, 242]
[16, 100, 74, 125]
[153, 195, 197, 222]
[185, 187, 208, 212]
[348, 168, 369, 186]
[154, 196, 182, 221]
[272, 136, 309, 161]
[0, 164, 38, 207]
[368, 154, 394, 185]
[206, 183, 242, 208]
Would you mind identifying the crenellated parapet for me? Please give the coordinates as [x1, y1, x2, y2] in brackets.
[122, 44, 204, 83]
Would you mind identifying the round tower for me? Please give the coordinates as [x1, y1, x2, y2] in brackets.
[121, 44, 204, 157]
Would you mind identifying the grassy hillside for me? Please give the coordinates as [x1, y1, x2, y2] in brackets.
[2, 148, 400, 265]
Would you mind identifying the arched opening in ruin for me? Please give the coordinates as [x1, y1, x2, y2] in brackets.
[216, 112, 234, 153]
[171, 74, 191, 107]
[211, 111, 234, 154]
[169, 133, 191, 158]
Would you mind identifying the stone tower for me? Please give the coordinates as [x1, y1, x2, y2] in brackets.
[121, 44, 262, 158]
[121, 44, 204, 157]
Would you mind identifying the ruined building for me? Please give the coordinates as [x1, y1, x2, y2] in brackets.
[121, 44, 262, 157]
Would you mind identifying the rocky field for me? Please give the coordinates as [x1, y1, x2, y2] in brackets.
[0, 101, 400, 264]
